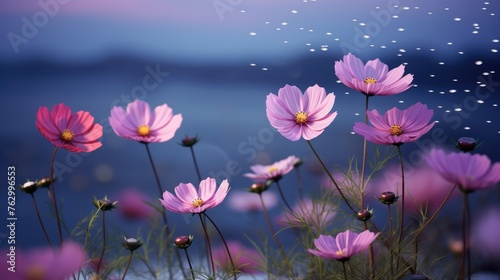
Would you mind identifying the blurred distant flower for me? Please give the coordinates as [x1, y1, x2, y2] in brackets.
[308, 230, 379, 262]
[228, 190, 278, 212]
[372, 164, 457, 214]
[266, 84, 337, 141]
[353, 102, 434, 146]
[36, 103, 103, 152]
[160, 177, 230, 214]
[277, 198, 336, 230]
[472, 208, 500, 259]
[334, 53, 413, 96]
[0, 241, 86, 280]
[426, 149, 500, 193]
[109, 99, 182, 143]
[213, 241, 262, 274]
[117, 188, 154, 220]
[244, 156, 296, 182]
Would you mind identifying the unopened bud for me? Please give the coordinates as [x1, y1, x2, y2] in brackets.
[456, 137, 477, 152]
[93, 196, 118, 211]
[20, 180, 38, 194]
[377, 191, 399, 205]
[249, 183, 268, 194]
[123, 237, 143, 251]
[357, 208, 374, 221]
[174, 235, 193, 249]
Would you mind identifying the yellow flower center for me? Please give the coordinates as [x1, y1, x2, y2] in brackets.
[25, 265, 46, 280]
[137, 125, 150, 136]
[295, 111, 308, 124]
[268, 166, 278, 173]
[364, 77, 377, 84]
[390, 125, 403, 136]
[335, 249, 346, 257]
[60, 129, 74, 141]
[192, 198, 204, 208]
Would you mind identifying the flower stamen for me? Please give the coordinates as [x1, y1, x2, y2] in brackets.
[60, 129, 74, 141]
[364, 77, 377, 84]
[137, 125, 150, 136]
[295, 111, 308, 124]
[268, 166, 278, 173]
[390, 125, 403, 136]
[192, 198, 204, 208]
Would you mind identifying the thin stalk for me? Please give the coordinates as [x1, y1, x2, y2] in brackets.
[459, 191, 470, 279]
[306, 140, 357, 214]
[360, 94, 370, 209]
[414, 183, 457, 272]
[396, 145, 406, 268]
[342, 261, 348, 280]
[184, 248, 195, 280]
[96, 211, 106, 275]
[49, 147, 63, 247]
[189, 146, 202, 183]
[198, 213, 215, 277]
[203, 212, 237, 280]
[143, 143, 184, 280]
[121, 251, 133, 280]
[30, 193, 53, 249]
[295, 167, 304, 200]
[259, 194, 285, 254]
[363, 221, 375, 280]
[275, 180, 293, 213]
[388, 204, 394, 277]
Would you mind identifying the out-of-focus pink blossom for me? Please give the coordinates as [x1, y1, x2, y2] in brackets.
[117, 188, 155, 220]
[244, 156, 296, 182]
[228, 190, 278, 212]
[213, 241, 262, 274]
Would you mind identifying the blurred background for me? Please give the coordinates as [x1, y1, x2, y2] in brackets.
[1, 0, 500, 276]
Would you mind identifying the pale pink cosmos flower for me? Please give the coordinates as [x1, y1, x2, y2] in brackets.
[36, 103, 103, 152]
[0, 241, 87, 280]
[426, 149, 500, 192]
[117, 188, 155, 220]
[243, 155, 296, 182]
[213, 241, 262, 274]
[372, 164, 458, 215]
[353, 102, 435, 146]
[334, 53, 413, 96]
[228, 190, 278, 212]
[109, 99, 182, 143]
[308, 230, 379, 262]
[266, 84, 337, 141]
[160, 177, 230, 214]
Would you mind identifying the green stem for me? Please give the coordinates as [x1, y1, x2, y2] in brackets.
[306, 140, 357, 214]
[121, 251, 133, 280]
[189, 146, 202, 183]
[184, 248, 195, 280]
[396, 145, 405, 268]
[30, 193, 53, 249]
[49, 147, 63, 247]
[360, 94, 369, 209]
[96, 211, 106, 275]
[203, 212, 237, 280]
[199, 213, 215, 277]
[342, 261, 348, 280]
[275, 180, 293, 213]
[295, 167, 304, 201]
[388, 204, 394, 277]
[259, 194, 285, 254]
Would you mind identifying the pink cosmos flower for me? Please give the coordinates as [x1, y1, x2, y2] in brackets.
[36, 103, 103, 152]
[160, 177, 230, 214]
[426, 149, 500, 192]
[353, 102, 435, 146]
[266, 84, 337, 141]
[276, 198, 336, 230]
[308, 230, 379, 262]
[243, 156, 296, 182]
[117, 188, 155, 220]
[372, 164, 458, 214]
[213, 241, 262, 274]
[1, 241, 87, 280]
[334, 53, 413, 96]
[109, 99, 182, 143]
[228, 190, 278, 212]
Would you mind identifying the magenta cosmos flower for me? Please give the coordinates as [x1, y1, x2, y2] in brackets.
[266, 84, 337, 141]
[426, 149, 500, 193]
[243, 155, 296, 181]
[109, 99, 182, 143]
[308, 230, 379, 262]
[353, 102, 435, 146]
[36, 103, 103, 152]
[334, 53, 413, 96]
[0, 241, 86, 280]
[160, 177, 230, 214]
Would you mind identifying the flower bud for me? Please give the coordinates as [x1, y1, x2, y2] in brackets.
[174, 235, 193, 249]
[93, 196, 118, 211]
[123, 237, 143, 251]
[19, 180, 38, 194]
[356, 208, 374, 221]
[36, 176, 55, 188]
[456, 137, 477, 152]
[377, 191, 399, 205]
[180, 135, 199, 147]
[249, 183, 268, 194]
